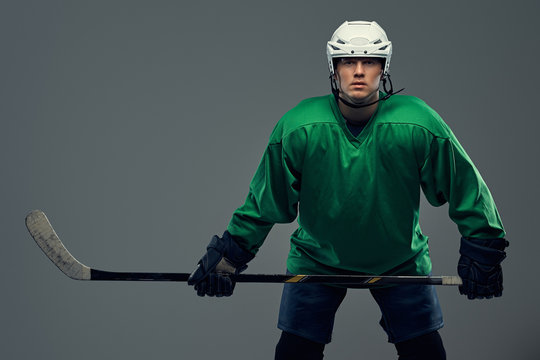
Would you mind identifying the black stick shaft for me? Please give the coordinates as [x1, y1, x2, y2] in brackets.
[90, 269, 458, 285]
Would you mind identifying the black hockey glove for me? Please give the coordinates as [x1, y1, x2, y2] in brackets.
[457, 237, 509, 300]
[187, 231, 254, 297]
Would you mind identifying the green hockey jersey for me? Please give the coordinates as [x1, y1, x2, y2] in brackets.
[227, 93, 505, 276]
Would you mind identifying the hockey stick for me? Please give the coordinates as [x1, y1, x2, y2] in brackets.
[25, 210, 462, 286]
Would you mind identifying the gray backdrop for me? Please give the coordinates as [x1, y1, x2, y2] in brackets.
[2, 1, 539, 359]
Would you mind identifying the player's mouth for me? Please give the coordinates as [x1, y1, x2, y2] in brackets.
[351, 82, 367, 87]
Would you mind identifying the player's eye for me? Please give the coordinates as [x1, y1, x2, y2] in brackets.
[341, 59, 355, 66]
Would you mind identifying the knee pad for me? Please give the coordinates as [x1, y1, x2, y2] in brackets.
[395, 331, 446, 360]
[275, 331, 325, 360]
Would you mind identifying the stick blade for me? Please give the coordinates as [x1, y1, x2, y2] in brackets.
[25, 210, 90, 280]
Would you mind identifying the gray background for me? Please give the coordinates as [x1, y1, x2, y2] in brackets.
[1, 1, 539, 359]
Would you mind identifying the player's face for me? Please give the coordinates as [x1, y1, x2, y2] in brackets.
[334, 57, 383, 104]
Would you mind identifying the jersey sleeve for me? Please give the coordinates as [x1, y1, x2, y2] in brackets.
[419, 131, 506, 239]
[226, 128, 306, 254]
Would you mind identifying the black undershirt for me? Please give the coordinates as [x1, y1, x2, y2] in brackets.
[345, 120, 367, 137]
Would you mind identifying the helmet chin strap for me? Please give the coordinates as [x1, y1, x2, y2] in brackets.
[330, 73, 404, 109]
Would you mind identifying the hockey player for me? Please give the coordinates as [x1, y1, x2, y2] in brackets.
[188, 21, 508, 360]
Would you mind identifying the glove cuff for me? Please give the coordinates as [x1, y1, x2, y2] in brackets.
[223, 231, 255, 267]
[459, 237, 508, 265]
[207, 231, 255, 268]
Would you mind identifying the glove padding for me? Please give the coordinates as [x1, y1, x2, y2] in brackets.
[187, 231, 254, 297]
[458, 237, 509, 300]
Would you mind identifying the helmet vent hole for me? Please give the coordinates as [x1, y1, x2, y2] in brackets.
[374, 39, 382, 44]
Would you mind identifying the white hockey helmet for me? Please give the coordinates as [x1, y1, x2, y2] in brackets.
[327, 21, 392, 76]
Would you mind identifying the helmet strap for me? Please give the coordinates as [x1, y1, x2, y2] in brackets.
[330, 73, 404, 109]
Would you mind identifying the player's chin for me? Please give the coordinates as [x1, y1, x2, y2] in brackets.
[350, 89, 379, 102]
[345, 93, 371, 104]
